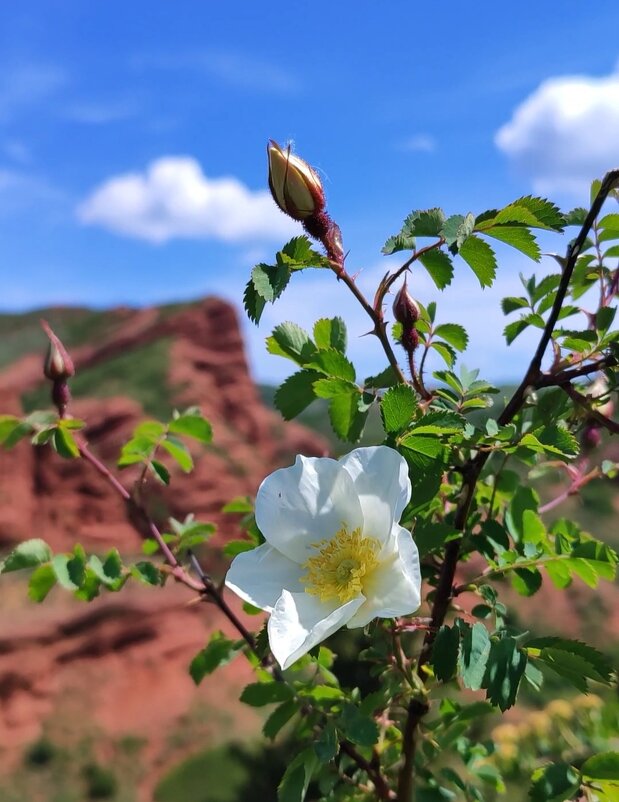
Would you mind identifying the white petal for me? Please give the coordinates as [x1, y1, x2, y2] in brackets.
[346, 525, 421, 628]
[268, 590, 364, 669]
[255, 455, 364, 563]
[339, 446, 411, 545]
[225, 544, 303, 613]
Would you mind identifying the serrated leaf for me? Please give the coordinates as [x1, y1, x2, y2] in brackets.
[168, 414, 212, 444]
[432, 341, 457, 367]
[161, 436, 193, 472]
[459, 235, 497, 287]
[267, 322, 316, 365]
[190, 632, 239, 684]
[223, 539, 256, 557]
[0, 539, 53, 573]
[306, 349, 356, 381]
[52, 426, 80, 459]
[432, 625, 460, 681]
[329, 390, 368, 442]
[504, 318, 531, 344]
[313, 377, 357, 399]
[484, 225, 541, 261]
[494, 196, 564, 231]
[501, 296, 529, 315]
[313, 317, 347, 352]
[244, 279, 266, 324]
[278, 749, 318, 802]
[511, 567, 543, 597]
[409, 410, 465, 435]
[482, 636, 527, 711]
[433, 323, 468, 351]
[419, 249, 454, 289]
[274, 370, 321, 420]
[381, 384, 417, 433]
[150, 460, 170, 484]
[529, 763, 580, 802]
[458, 622, 491, 691]
[315, 721, 339, 761]
[382, 232, 416, 255]
[263, 699, 299, 740]
[527, 637, 613, 690]
[338, 704, 379, 746]
[27, 564, 57, 602]
[442, 213, 475, 248]
[281, 235, 327, 268]
[505, 486, 539, 543]
[405, 208, 446, 237]
[131, 561, 163, 586]
[363, 366, 399, 389]
[240, 682, 293, 707]
[251, 262, 290, 302]
[582, 752, 619, 782]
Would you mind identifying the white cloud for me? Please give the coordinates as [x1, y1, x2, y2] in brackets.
[398, 134, 436, 153]
[77, 156, 300, 243]
[496, 65, 619, 195]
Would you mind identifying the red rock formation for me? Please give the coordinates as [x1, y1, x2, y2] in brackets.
[0, 298, 327, 794]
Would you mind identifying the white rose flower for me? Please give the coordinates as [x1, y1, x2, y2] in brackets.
[225, 446, 421, 669]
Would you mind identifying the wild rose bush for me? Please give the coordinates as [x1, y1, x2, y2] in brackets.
[1, 143, 619, 802]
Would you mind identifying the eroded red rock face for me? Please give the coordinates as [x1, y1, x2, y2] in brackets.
[0, 298, 328, 793]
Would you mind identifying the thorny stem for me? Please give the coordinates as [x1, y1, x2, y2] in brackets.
[330, 263, 409, 384]
[537, 466, 600, 514]
[396, 168, 619, 802]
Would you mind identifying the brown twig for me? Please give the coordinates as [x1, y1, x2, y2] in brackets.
[561, 383, 619, 435]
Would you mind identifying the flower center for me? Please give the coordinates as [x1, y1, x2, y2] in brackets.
[301, 527, 380, 604]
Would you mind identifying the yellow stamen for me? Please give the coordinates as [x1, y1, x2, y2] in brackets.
[301, 527, 380, 603]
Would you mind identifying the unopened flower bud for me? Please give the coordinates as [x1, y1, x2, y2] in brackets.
[267, 140, 325, 221]
[393, 280, 420, 353]
[581, 422, 602, 452]
[392, 281, 420, 329]
[42, 320, 75, 381]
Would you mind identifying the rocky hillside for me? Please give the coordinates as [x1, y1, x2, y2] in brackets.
[0, 298, 328, 799]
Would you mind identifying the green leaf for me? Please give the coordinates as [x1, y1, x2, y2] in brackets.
[251, 262, 290, 302]
[511, 567, 542, 597]
[240, 682, 293, 707]
[381, 384, 417, 433]
[315, 721, 339, 762]
[529, 763, 580, 802]
[338, 704, 379, 747]
[458, 622, 491, 691]
[266, 322, 316, 366]
[0, 539, 53, 573]
[419, 249, 454, 289]
[414, 521, 460, 558]
[483, 225, 541, 261]
[496, 196, 564, 231]
[150, 460, 170, 485]
[278, 749, 318, 802]
[582, 752, 619, 782]
[28, 564, 57, 602]
[263, 699, 299, 740]
[431, 625, 460, 681]
[244, 279, 266, 324]
[313, 317, 347, 352]
[408, 410, 465, 435]
[431, 341, 456, 367]
[328, 390, 369, 442]
[442, 212, 475, 248]
[223, 539, 256, 558]
[406, 208, 446, 237]
[482, 636, 527, 711]
[313, 377, 357, 399]
[52, 426, 80, 459]
[306, 349, 356, 381]
[505, 486, 539, 543]
[274, 370, 321, 420]
[458, 235, 497, 287]
[0, 415, 23, 446]
[433, 324, 468, 351]
[280, 235, 327, 268]
[190, 632, 239, 684]
[504, 318, 530, 344]
[526, 637, 613, 686]
[501, 296, 529, 315]
[161, 436, 193, 472]
[382, 232, 416, 255]
[168, 413, 212, 444]
[131, 561, 164, 586]
[363, 366, 399, 389]
[52, 552, 85, 590]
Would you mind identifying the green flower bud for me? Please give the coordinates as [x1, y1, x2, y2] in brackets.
[267, 140, 325, 221]
[42, 320, 75, 381]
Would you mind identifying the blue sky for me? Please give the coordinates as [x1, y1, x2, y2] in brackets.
[2, 1, 619, 384]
